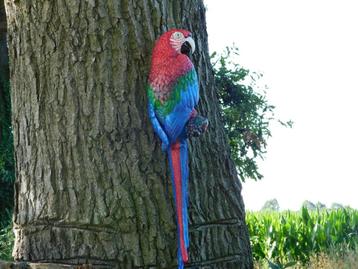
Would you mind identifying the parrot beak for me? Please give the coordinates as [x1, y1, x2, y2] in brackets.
[181, 36, 196, 56]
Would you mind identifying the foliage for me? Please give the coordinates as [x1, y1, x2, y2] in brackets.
[0, 210, 13, 260]
[211, 46, 292, 181]
[246, 208, 358, 267]
[331, 203, 344, 210]
[0, 68, 15, 220]
[0, 34, 14, 262]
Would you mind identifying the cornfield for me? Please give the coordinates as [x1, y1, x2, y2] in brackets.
[246, 208, 358, 267]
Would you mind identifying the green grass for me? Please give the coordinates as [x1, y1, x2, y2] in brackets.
[247, 208, 358, 268]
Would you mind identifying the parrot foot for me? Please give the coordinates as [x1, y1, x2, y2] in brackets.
[185, 115, 209, 138]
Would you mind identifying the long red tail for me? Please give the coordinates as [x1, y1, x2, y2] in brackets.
[168, 141, 189, 267]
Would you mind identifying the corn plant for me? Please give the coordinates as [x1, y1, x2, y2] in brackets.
[246, 207, 358, 265]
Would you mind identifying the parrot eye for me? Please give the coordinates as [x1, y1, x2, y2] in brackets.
[172, 32, 184, 40]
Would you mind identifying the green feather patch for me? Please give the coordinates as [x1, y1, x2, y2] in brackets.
[147, 69, 197, 116]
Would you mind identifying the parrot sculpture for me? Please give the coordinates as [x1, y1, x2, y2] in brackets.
[147, 29, 208, 268]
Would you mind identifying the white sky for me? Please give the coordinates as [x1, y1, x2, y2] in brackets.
[205, 0, 358, 211]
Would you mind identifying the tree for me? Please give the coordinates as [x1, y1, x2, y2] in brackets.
[315, 202, 326, 210]
[261, 199, 280, 212]
[5, 0, 253, 268]
[302, 200, 327, 211]
[212, 47, 293, 182]
[302, 200, 316, 211]
[331, 203, 344, 210]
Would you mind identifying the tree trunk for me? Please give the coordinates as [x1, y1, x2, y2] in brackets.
[5, 0, 253, 268]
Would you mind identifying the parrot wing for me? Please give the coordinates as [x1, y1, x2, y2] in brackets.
[147, 93, 170, 150]
[148, 68, 199, 144]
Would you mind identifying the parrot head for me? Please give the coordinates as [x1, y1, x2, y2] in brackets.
[152, 29, 196, 59]
[148, 29, 196, 93]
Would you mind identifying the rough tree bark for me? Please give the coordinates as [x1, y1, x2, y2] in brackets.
[5, 0, 253, 268]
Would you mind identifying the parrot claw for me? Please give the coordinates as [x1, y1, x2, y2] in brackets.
[185, 115, 209, 138]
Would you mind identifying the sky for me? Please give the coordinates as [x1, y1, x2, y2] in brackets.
[204, 0, 358, 211]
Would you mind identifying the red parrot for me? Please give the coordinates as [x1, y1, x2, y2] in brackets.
[147, 29, 208, 268]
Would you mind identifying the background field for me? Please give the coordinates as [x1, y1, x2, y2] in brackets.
[247, 208, 358, 268]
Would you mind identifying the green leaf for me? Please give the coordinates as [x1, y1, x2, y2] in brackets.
[211, 45, 292, 181]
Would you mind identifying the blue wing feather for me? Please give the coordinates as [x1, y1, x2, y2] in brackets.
[159, 69, 199, 143]
[148, 68, 199, 145]
[148, 101, 169, 150]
